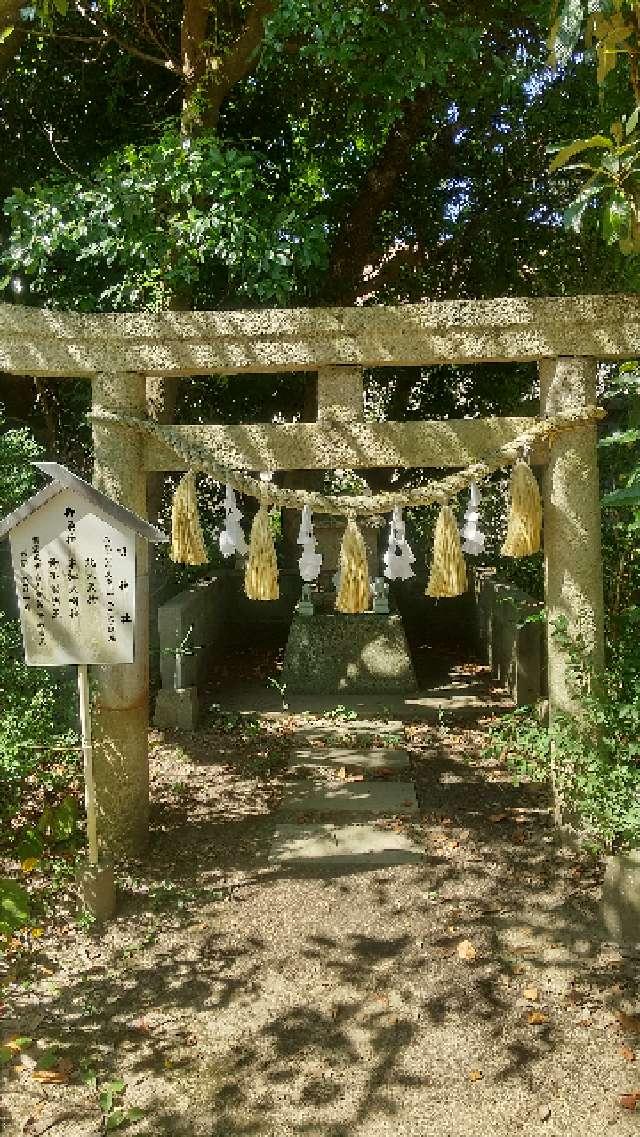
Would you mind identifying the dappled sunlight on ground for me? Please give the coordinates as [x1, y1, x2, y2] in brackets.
[1, 670, 639, 1136]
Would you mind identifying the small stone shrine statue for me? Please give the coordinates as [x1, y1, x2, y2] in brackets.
[372, 576, 390, 614]
[297, 581, 315, 616]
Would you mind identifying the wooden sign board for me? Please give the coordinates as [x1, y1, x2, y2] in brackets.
[8, 487, 137, 666]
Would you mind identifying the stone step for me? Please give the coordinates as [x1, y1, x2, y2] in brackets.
[289, 747, 410, 773]
[297, 719, 405, 737]
[278, 780, 418, 816]
[270, 822, 424, 867]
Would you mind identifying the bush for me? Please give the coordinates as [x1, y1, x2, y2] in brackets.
[486, 618, 640, 852]
[0, 612, 79, 848]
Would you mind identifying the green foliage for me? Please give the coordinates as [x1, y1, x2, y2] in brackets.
[0, 613, 79, 841]
[2, 130, 329, 310]
[487, 617, 640, 851]
[548, 1, 640, 256]
[0, 878, 31, 938]
[549, 120, 640, 253]
[0, 415, 42, 515]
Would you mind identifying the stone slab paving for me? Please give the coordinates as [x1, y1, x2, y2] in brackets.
[288, 747, 410, 771]
[270, 822, 424, 866]
[297, 718, 405, 736]
[278, 779, 418, 815]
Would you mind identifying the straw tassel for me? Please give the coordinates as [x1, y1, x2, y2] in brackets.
[170, 471, 208, 565]
[336, 517, 370, 613]
[244, 503, 279, 601]
[501, 461, 541, 557]
[426, 503, 467, 598]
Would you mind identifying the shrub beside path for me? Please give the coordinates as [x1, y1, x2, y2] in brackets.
[2, 667, 640, 1136]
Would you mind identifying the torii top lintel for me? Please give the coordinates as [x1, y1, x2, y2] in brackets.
[1, 294, 639, 378]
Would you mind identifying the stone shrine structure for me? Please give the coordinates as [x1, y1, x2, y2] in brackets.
[1, 294, 634, 856]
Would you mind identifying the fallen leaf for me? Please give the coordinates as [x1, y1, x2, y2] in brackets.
[5, 1037, 33, 1053]
[21, 858, 40, 873]
[618, 1012, 640, 1034]
[619, 1045, 636, 1062]
[457, 940, 477, 962]
[468, 1069, 483, 1081]
[32, 1060, 73, 1085]
[527, 1011, 549, 1025]
[619, 1093, 640, 1111]
[126, 1018, 150, 1034]
[523, 987, 539, 1002]
[489, 813, 507, 823]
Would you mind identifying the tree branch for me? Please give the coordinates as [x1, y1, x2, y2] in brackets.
[318, 87, 435, 305]
[203, 0, 275, 127]
[358, 244, 426, 300]
[75, 2, 179, 72]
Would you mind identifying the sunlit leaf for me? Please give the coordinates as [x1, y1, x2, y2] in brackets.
[549, 135, 613, 172]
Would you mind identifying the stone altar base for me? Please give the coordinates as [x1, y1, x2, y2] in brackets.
[282, 611, 417, 694]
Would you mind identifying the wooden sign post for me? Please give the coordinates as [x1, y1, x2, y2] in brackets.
[0, 462, 167, 919]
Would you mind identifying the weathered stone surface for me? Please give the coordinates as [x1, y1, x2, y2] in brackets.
[282, 611, 417, 694]
[601, 851, 640, 943]
[91, 372, 150, 859]
[289, 747, 409, 771]
[76, 858, 116, 923]
[270, 822, 424, 866]
[154, 687, 199, 731]
[3, 295, 640, 376]
[144, 416, 541, 472]
[317, 366, 364, 422]
[473, 572, 544, 706]
[540, 357, 604, 721]
[158, 576, 226, 691]
[279, 780, 418, 815]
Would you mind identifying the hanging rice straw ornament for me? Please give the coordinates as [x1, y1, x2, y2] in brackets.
[426, 502, 467, 598]
[244, 497, 279, 601]
[336, 516, 370, 613]
[170, 470, 208, 565]
[219, 484, 248, 558]
[501, 458, 541, 557]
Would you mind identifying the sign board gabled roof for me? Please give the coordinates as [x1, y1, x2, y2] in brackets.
[0, 461, 168, 543]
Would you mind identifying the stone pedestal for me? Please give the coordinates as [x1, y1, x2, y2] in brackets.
[602, 851, 640, 944]
[76, 857, 116, 923]
[154, 686, 199, 730]
[282, 611, 417, 694]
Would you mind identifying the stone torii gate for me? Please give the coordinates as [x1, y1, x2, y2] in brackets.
[2, 294, 638, 857]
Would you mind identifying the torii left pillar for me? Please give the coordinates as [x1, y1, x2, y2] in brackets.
[91, 372, 149, 857]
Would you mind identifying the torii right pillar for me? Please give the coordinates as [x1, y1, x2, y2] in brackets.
[539, 357, 605, 724]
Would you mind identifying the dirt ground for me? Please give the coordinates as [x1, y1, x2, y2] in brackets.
[2, 680, 640, 1137]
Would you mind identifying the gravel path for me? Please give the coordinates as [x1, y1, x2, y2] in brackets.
[2, 690, 640, 1137]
